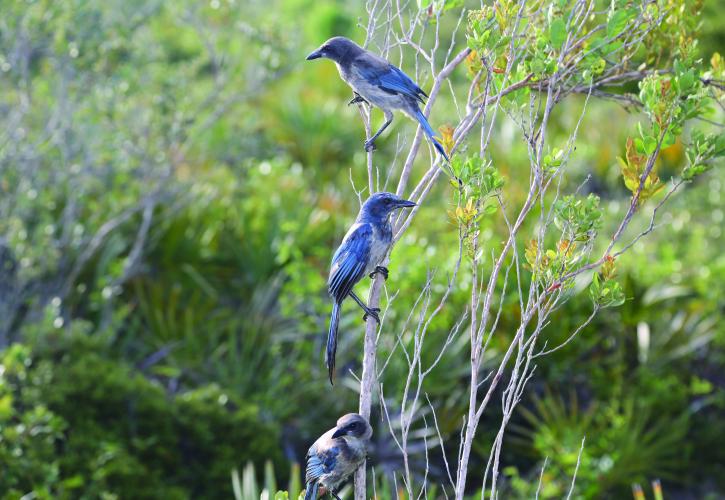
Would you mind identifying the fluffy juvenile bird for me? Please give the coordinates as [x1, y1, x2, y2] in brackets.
[326, 192, 416, 383]
[306, 36, 448, 160]
[305, 413, 373, 500]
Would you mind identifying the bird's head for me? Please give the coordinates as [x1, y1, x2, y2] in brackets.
[360, 192, 416, 222]
[306, 36, 362, 64]
[331, 413, 373, 441]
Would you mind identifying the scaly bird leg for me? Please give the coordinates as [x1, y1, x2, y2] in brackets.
[348, 92, 370, 106]
[349, 291, 380, 324]
[364, 110, 394, 152]
[369, 265, 389, 280]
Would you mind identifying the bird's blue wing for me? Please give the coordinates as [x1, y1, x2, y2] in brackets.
[380, 66, 428, 101]
[306, 445, 339, 483]
[328, 223, 372, 302]
[356, 59, 427, 103]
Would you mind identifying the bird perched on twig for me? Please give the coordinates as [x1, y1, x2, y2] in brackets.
[306, 36, 449, 161]
[305, 413, 373, 500]
[326, 192, 416, 384]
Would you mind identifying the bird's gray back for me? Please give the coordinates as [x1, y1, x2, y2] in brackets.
[338, 54, 410, 112]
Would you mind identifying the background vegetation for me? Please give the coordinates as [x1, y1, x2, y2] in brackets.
[0, 0, 723, 498]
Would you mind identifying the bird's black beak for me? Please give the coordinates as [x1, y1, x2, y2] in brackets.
[397, 199, 417, 208]
[331, 427, 346, 439]
[306, 49, 322, 61]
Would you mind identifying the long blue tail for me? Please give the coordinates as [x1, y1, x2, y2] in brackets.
[305, 481, 319, 500]
[326, 302, 341, 385]
[414, 108, 449, 162]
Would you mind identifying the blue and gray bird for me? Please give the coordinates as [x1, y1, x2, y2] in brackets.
[305, 413, 373, 500]
[306, 36, 448, 160]
[326, 192, 416, 383]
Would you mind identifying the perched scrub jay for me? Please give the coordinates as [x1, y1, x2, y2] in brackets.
[305, 413, 373, 500]
[326, 192, 416, 384]
[306, 36, 449, 160]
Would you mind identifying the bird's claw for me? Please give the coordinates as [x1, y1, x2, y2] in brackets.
[369, 266, 389, 280]
[362, 307, 381, 324]
[348, 93, 369, 106]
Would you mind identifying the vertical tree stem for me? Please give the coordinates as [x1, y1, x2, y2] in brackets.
[354, 96, 379, 500]
[354, 272, 385, 500]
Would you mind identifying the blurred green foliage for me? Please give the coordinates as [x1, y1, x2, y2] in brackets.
[232, 460, 302, 500]
[0, 0, 723, 498]
[0, 320, 281, 498]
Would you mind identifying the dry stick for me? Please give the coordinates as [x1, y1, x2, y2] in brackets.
[354, 102, 379, 500]
[473, 108, 561, 500]
[553, 124, 671, 286]
[354, 6, 391, 497]
[535, 305, 599, 357]
[398, 243, 465, 497]
[396, 47, 472, 198]
[454, 180, 540, 499]
[61, 191, 163, 298]
[464, 94, 670, 500]
[360, 3, 636, 496]
[353, 272, 382, 499]
[486, 295, 549, 497]
[565, 437, 586, 500]
[535, 456, 550, 500]
[459, 6, 550, 494]
[354, 42, 471, 500]
[456, 11, 679, 492]
[375, 4, 689, 498]
[357, 102, 375, 196]
[613, 178, 685, 258]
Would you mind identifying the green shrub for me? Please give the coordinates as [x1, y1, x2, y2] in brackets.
[0, 326, 282, 499]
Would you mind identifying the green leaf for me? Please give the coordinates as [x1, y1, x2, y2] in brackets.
[679, 71, 694, 91]
[643, 136, 658, 155]
[634, 138, 645, 155]
[549, 18, 567, 48]
[589, 273, 601, 301]
[663, 130, 675, 148]
[674, 59, 686, 75]
[151, 365, 182, 378]
[604, 40, 623, 55]
[265, 460, 277, 496]
[443, 0, 465, 11]
[690, 376, 713, 395]
[531, 57, 546, 74]
[682, 163, 710, 181]
[607, 9, 631, 38]
[61, 475, 85, 489]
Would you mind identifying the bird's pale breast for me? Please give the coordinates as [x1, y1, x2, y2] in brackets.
[365, 224, 391, 274]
